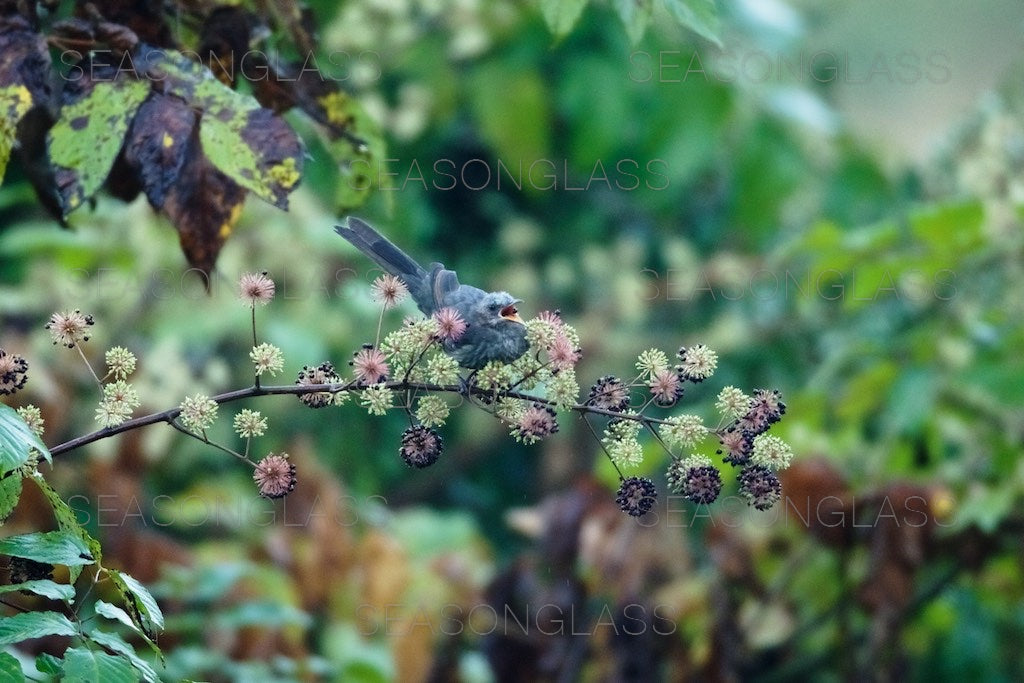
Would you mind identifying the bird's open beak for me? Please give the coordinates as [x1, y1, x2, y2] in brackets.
[500, 302, 525, 325]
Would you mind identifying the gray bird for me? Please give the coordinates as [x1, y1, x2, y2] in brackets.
[335, 217, 529, 369]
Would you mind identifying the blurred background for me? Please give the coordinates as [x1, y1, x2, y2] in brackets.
[2, 0, 1024, 680]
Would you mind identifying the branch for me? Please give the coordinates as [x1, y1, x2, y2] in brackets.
[48, 379, 684, 457]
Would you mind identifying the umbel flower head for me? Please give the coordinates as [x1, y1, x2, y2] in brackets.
[739, 388, 787, 435]
[513, 403, 559, 444]
[253, 453, 297, 498]
[400, 425, 443, 468]
[45, 310, 94, 348]
[667, 455, 722, 505]
[648, 368, 683, 406]
[676, 344, 717, 382]
[233, 409, 268, 438]
[586, 375, 630, 413]
[95, 380, 140, 428]
[433, 307, 467, 342]
[296, 362, 341, 408]
[239, 271, 276, 305]
[616, 476, 657, 517]
[351, 345, 389, 385]
[738, 464, 782, 511]
[104, 346, 136, 380]
[371, 273, 409, 309]
[0, 349, 29, 395]
[178, 394, 218, 431]
[16, 405, 44, 437]
[250, 343, 285, 377]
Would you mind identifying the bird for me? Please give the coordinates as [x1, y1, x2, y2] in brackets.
[334, 217, 530, 369]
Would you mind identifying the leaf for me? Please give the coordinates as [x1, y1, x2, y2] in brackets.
[120, 93, 198, 209]
[93, 601, 163, 663]
[663, 0, 722, 47]
[0, 580, 75, 602]
[85, 630, 159, 682]
[0, 651, 24, 683]
[0, 17, 52, 184]
[34, 653, 62, 676]
[0, 85, 33, 186]
[613, 0, 654, 44]
[0, 471, 21, 522]
[61, 647, 138, 683]
[539, 0, 591, 40]
[199, 106, 302, 208]
[0, 531, 94, 567]
[136, 47, 303, 209]
[106, 570, 164, 637]
[162, 135, 246, 276]
[47, 78, 150, 215]
[31, 475, 101, 582]
[0, 403, 51, 472]
[0, 612, 77, 646]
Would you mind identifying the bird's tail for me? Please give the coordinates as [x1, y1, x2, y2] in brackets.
[334, 218, 432, 311]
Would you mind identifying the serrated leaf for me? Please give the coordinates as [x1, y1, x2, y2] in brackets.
[0, 580, 74, 602]
[539, 0, 590, 40]
[0, 611, 77, 646]
[61, 647, 138, 683]
[0, 403, 51, 472]
[613, 0, 653, 44]
[0, 531, 93, 566]
[31, 475, 101, 582]
[663, 0, 722, 46]
[0, 651, 24, 683]
[47, 78, 150, 214]
[106, 570, 164, 637]
[85, 630, 159, 682]
[0, 471, 22, 522]
[94, 601, 164, 664]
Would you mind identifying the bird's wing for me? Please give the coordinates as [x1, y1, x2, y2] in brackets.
[428, 263, 462, 311]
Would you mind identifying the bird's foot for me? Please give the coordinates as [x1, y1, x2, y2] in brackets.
[458, 371, 478, 398]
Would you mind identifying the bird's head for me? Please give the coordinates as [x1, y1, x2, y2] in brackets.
[474, 291, 525, 328]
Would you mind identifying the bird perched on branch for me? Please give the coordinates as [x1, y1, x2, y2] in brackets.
[335, 217, 529, 369]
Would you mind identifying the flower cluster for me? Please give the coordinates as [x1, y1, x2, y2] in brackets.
[45, 310, 94, 348]
[296, 362, 342, 408]
[0, 349, 29, 395]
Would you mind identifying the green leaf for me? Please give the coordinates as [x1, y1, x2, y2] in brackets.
[0, 403, 51, 472]
[106, 570, 164, 636]
[61, 647, 138, 683]
[34, 653, 62, 676]
[0, 611, 77, 646]
[30, 475, 102, 582]
[0, 471, 22, 522]
[539, 0, 590, 40]
[613, 0, 653, 44]
[0, 531, 94, 566]
[663, 0, 722, 47]
[47, 79, 150, 214]
[0, 580, 75, 602]
[85, 630, 159, 682]
[94, 601, 163, 663]
[0, 651, 24, 683]
[1, 85, 33, 186]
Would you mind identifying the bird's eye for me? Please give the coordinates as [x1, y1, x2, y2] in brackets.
[489, 303, 500, 311]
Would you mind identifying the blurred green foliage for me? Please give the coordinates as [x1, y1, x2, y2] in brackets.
[3, 0, 1024, 680]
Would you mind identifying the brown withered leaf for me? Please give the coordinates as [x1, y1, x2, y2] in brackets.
[118, 93, 198, 208]
[0, 16, 50, 102]
[163, 127, 246, 276]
